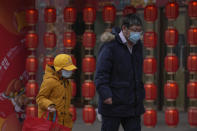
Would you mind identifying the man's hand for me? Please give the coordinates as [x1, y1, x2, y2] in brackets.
[48, 105, 56, 112]
[104, 98, 112, 105]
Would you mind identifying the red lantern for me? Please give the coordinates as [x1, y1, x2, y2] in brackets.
[123, 5, 136, 16]
[164, 81, 179, 100]
[143, 57, 157, 74]
[71, 80, 77, 98]
[82, 81, 96, 100]
[26, 56, 38, 74]
[144, 31, 157, 48]
[82, 31, 96, 48]
[188, 107, 197, 127]
[102, 5, 116, 23]
[83, 6, 96, 24]
[187, 27, 197, 46]
[26, 80, 39, 98]
[69, 104, 77, 122]
[26, 9, 38, 25]
[165, 28, 178, 46]
[82, 56, 96, 73]
[71, 55, 77, 66]
[144, 83, 157, 101]
[25, 32, 38, 50]
[64, 7, 77, 23]
[165, 2, 179, 20]
[63, 31, 76, 49]
[26, 104, 38, 118]
[187, 81, 197, 100]
[43, 56, 54, 70]
[164, 55, 179, 73]
[144, 4, 158, 22]
[44, 7, 56, 23]
[188, 1, 197, 19]
[83, 105, 96, 124]
[44, 32, 56, 49]
[143, 109, 157, 128]
[187, 54, 197, 73]
[165, 108, 179, 127]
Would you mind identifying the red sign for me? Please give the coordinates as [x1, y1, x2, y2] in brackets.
[0, 0, 34, 130]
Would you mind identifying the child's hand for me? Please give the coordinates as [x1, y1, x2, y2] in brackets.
[48, 105, 56, 112]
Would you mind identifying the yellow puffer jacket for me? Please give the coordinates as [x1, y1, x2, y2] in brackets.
[36, 65, 73, 129]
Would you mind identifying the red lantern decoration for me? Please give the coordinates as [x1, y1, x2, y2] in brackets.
[165, 28, 178, 46]
[165, 2, 179, 20]
[165, 108, 179, 127]
[187, 27, 197, 46]
[188, 107, 197, 127]
[102, 5, 116, 23]
[82, 31, 96, 48]
[188, 1, 197, 19]
[44, 32, 56, 49]
[83, 105, 96, 124]
[26, 9, 38, 25]
[64, 7, 77, 23]
[143, 57, 157, 74]
[143, 109, 157, 128]
[144, 4, 158, 22]
[83, 6, 96, 24]
[71, 55, 77, 66]
[26, 80, 39, 98]
[82, 56, 96, 73]
[164, 81, 179, 100]
[44, 7, 56, 23]
[164, 55, 179, 73]
[144, 83, 157, 101]
[25, 32, 38, 50]
[187, 81, 197, 100]
[43, 56, 54, 70]
[71, 80, 77, 98]
[26, 104, 38, 118]
[69, 104, 77, 122]
[63, 31, 76, 49]
[26, 56, 38, 74]
[82, 81, 96, 100]
[123, 5, 136, 16]
[144, 31, 157, 48]
[187, 54, 197, 73]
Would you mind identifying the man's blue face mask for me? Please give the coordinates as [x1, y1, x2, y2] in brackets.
[128, 32, 142, 44]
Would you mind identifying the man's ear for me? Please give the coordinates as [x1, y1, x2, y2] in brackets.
[122, 25, 129, 37]
[122, 25, 127, 32]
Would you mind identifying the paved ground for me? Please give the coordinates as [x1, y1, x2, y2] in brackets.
[72, 108, 197, 131]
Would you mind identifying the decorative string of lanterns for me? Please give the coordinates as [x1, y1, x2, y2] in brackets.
[25, 8, 39, 118]
[187, 0, 197, 127]
[82, 5, 97, 125]
[143, 0, 158, 128]
[43, 7, 56, 70]
[164, 0, 179, 127]
[64, 6, 77, 123]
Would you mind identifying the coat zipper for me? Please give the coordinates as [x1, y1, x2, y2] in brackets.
[131, 49, 137, 115]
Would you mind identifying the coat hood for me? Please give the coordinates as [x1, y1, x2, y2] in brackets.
[100, 27, 121, 43]
[44, 65, 60, 81]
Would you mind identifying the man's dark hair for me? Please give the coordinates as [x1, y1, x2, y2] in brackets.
[121, 14, 143, 28]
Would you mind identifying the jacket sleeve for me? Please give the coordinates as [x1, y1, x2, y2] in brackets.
[95, 45, 113, 101]
[36, 79, 55, 110]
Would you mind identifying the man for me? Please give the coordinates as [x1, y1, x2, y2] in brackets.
[36, 54, 77, 130]
[95, 14, 145, 131]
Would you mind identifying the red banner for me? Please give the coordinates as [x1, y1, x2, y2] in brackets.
[0, 0, 34, 130]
